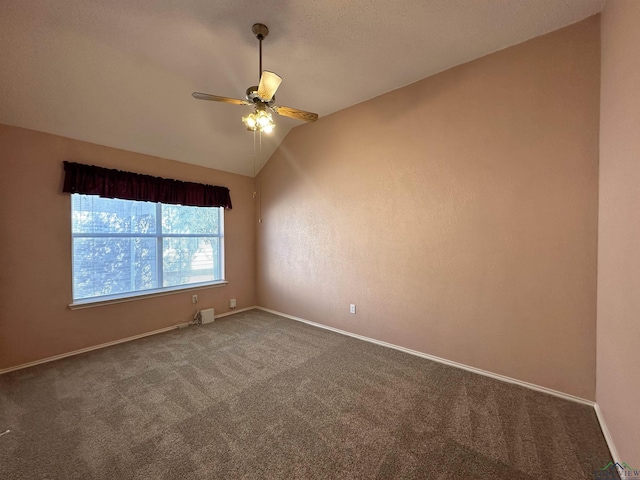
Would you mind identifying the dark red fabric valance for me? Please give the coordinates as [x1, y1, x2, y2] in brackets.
[62, 162, 232, 209]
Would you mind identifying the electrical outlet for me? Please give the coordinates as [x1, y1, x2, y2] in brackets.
[349, 304, 356, 314]
[192, 294, 198, 304]
[229, 298, 237, 309]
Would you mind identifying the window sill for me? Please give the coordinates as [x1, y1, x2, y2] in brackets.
[68, 281, 228, 310]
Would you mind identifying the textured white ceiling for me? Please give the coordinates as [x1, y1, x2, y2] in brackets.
[0, 0, 603, 176]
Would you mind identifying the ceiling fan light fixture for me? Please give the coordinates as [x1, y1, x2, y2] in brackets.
[242, 109, 275, 133]
[242, 113, 257, 129]
[257, 110, 271, 127]
[257, 71, 282, 102]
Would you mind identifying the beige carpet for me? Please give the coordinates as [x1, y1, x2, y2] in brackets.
[0, 309, 615, 479]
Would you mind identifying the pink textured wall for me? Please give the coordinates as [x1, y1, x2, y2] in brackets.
[0, 124, 255, 369]
[597, 0, 640, 465]
[257, 17, 600, 399]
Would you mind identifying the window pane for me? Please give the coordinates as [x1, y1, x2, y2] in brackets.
[162, 204, 219, 234]
[72, 195, 157, 234]
[163, 237, 219, 287]
[70, 195, 224, 302]
[73, 237, 158, 299]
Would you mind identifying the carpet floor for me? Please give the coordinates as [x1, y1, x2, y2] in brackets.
[0, 309, 615, 479]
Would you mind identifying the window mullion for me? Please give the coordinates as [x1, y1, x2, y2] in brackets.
[218, 208, 224, 280]
[156, 203, 163, 288]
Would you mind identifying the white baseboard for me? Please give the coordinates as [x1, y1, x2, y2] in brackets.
[256, 306, 595, 407]
[594, 403, 621, 464]
[215, 306, 256, 319]
[0, 306, 257, 375]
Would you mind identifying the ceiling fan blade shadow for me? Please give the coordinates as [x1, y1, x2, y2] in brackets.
[257, 71, 282, 102]
[192, 92, 250, 105]
[273, 105, 319, 123]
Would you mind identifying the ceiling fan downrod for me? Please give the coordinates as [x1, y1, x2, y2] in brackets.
[252, 23, 269, 82]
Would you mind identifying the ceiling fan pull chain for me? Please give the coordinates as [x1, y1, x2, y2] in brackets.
[253, 129, 257, 198]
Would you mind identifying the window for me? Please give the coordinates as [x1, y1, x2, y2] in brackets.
[71, 194, 224, 303]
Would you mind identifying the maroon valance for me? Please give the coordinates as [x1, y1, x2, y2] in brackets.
[62, 162, 232, 209]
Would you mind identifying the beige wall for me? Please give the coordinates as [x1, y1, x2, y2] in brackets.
[257, 17, 600, 399]
[0, 124, 255, 369]
[597, 0, 640, 465]
[0, 15, 605, 405]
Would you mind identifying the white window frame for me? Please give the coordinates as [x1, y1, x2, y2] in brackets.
[69, 195, 226, 308]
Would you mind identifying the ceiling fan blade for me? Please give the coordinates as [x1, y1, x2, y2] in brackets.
[192, 92, 250, 105]
[257, 71, 282, 101]
[273, 105, 319, 123]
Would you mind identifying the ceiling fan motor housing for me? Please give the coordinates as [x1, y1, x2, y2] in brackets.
[246, 86, 275, 106]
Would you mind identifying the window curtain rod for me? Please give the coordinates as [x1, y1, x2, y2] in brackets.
[62, 161, 232, 209]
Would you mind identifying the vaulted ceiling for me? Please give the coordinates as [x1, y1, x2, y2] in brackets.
[0, 0, 603, 176]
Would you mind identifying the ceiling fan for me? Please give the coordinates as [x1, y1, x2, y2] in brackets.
[192, 23, 318, 133]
